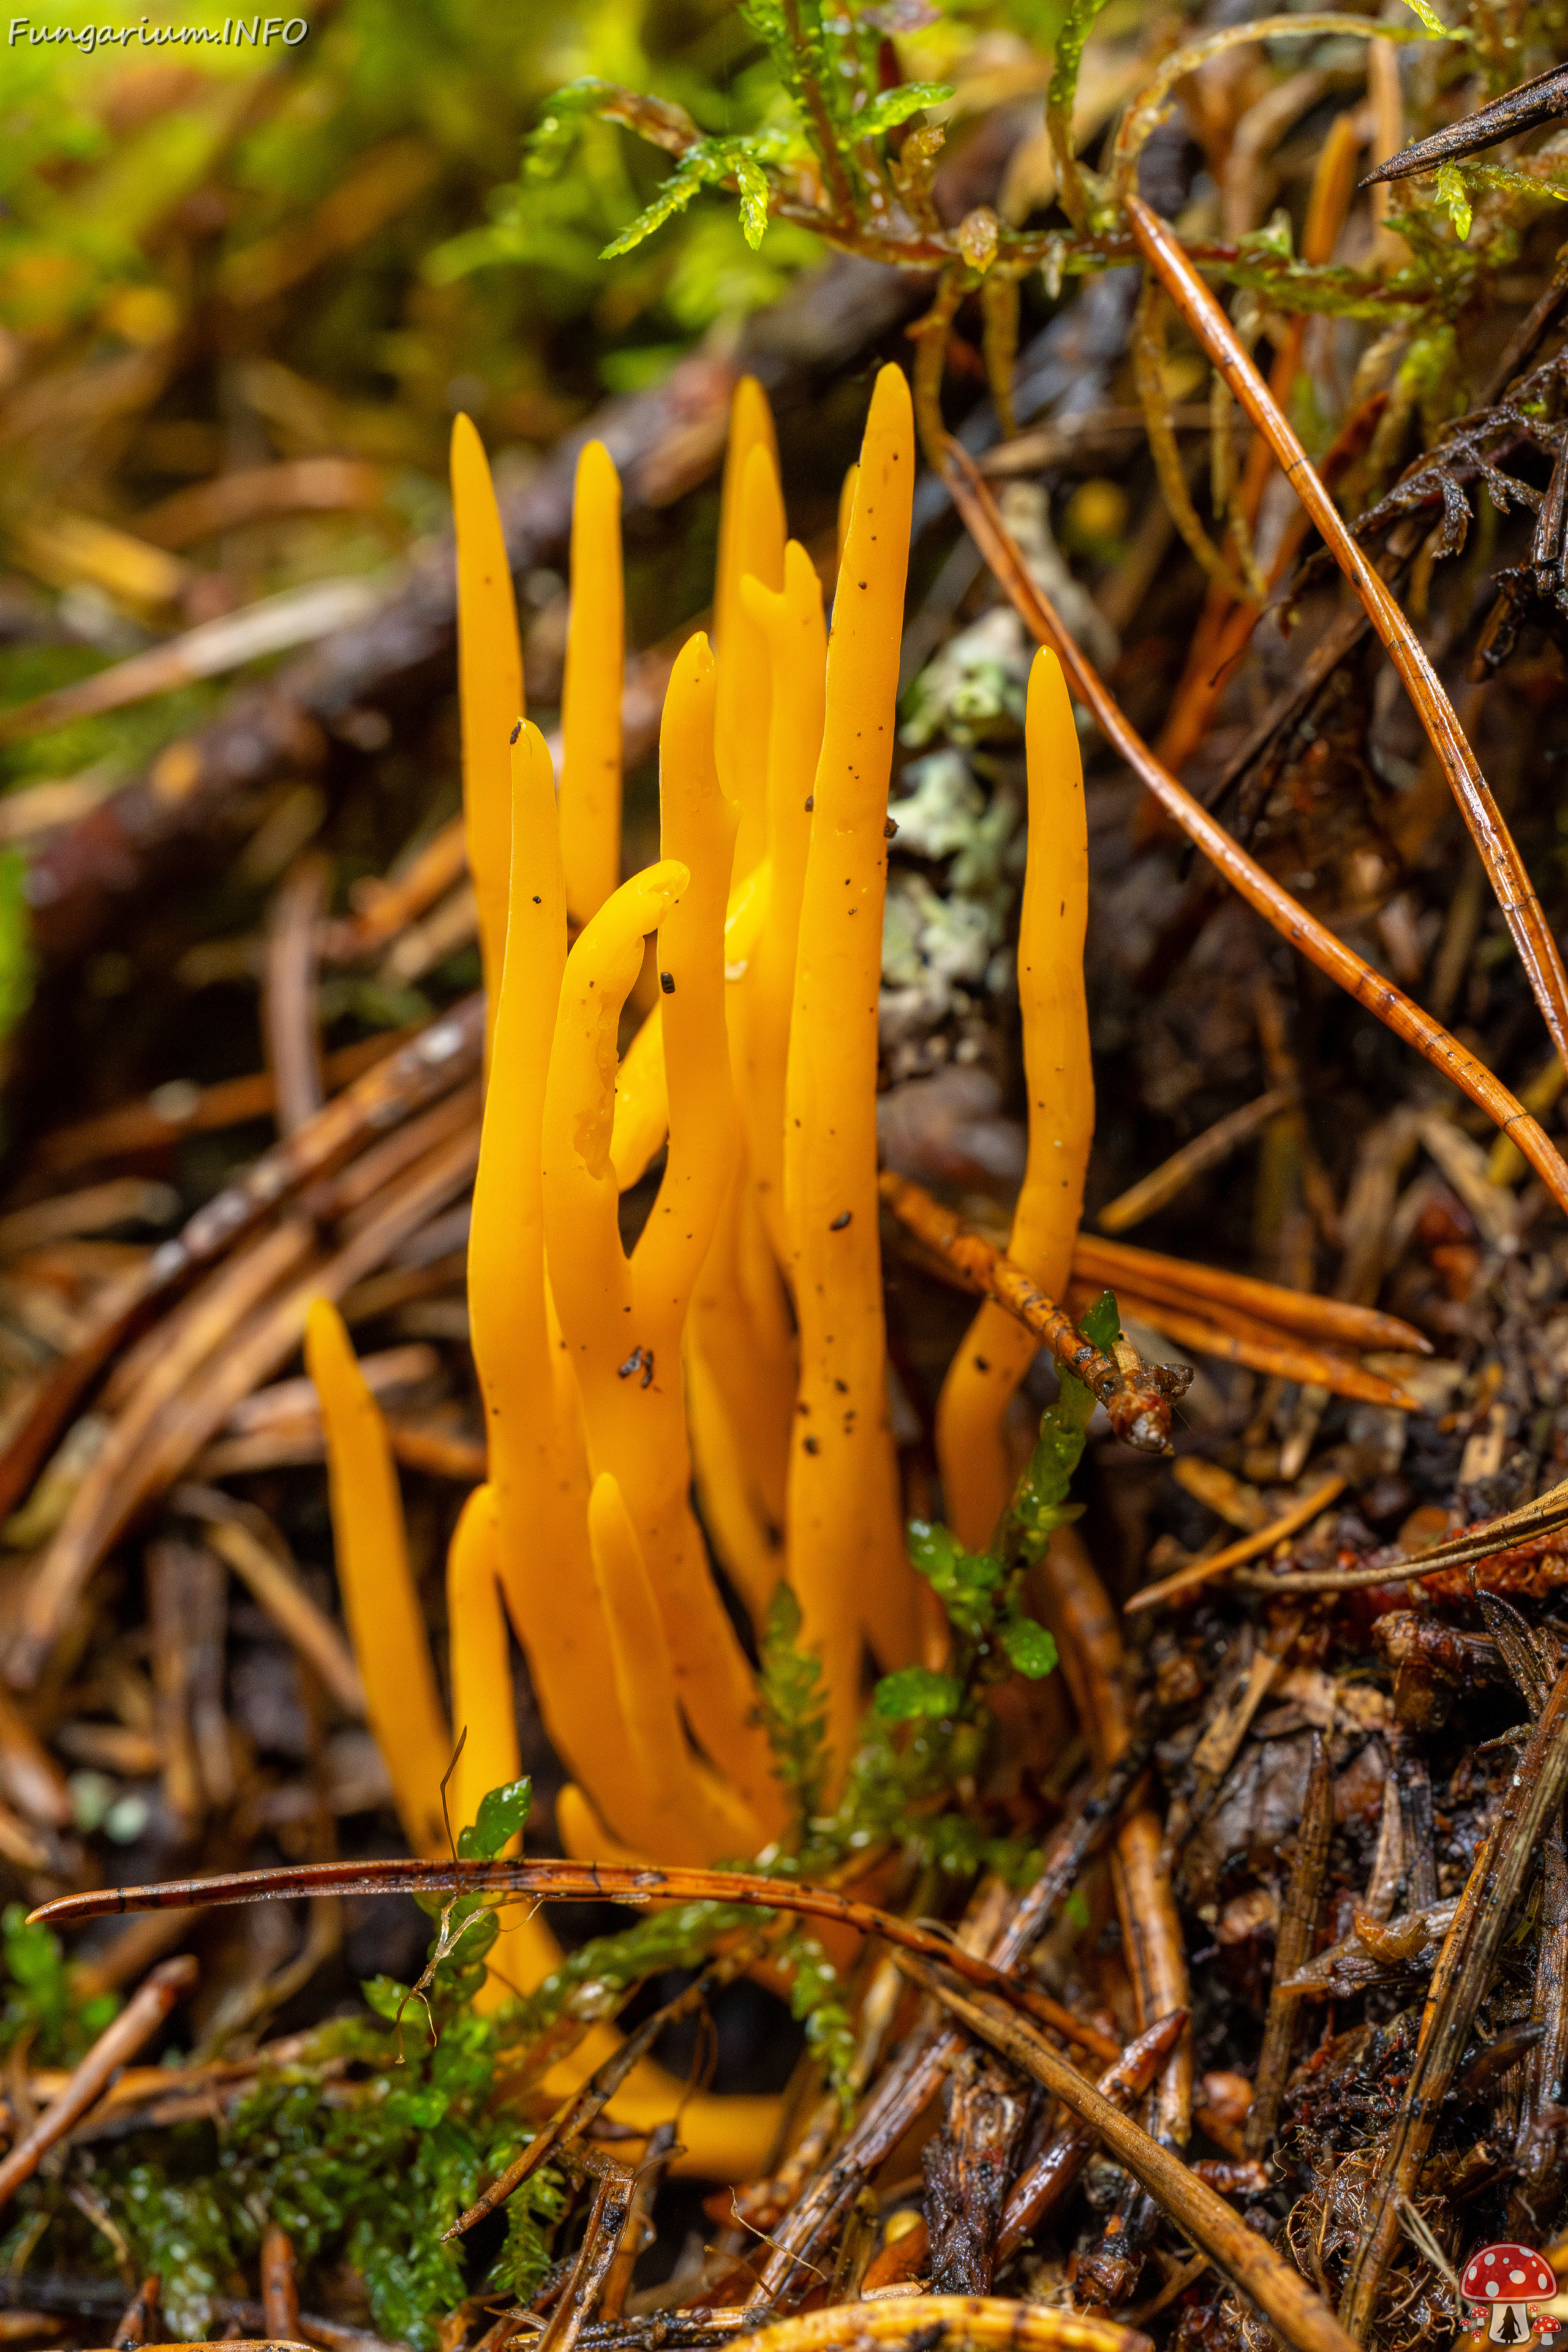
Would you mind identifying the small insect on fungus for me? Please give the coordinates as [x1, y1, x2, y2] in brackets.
[1460, 2245, 1559, 2343]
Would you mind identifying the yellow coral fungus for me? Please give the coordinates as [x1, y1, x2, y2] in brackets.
[315, 363, 1095, 2050]
[784, 363, 919, 1774]
[304, 1297, 451, 1858]
[739, 540, 827, 1264]
[559, 440, 624, 929]
[450, 413, 522, 1039]
[541, 650, 782, 1830]
[937, 650, 1093, 1549]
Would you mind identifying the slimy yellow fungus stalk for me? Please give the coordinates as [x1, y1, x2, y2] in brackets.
[450, 414, 522, 1040]
[303, 1297, 451, 1858]
[310, 1306, 775, 2174]
[739, 546, 826, 1264]
[714, 377, 780, 676]
[467, 722, 611, 1801]
[586, 1470, 765, 1860]
[837, 460, 859, 582]
[445, 1482, 518, 1847]
[559, 440, 625, 930]
[937, 650, 1093, 1550]
[608, 999, 666, 1191]
[685, 420, 797, 1605]
[784, 363, 919, 1775]
[717, 437, 786, 881]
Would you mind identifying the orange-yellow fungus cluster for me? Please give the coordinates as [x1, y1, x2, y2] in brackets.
[304, 366, 1093, 2174]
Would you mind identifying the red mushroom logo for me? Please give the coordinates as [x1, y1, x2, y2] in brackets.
[1461, 2245, 1559, 2342]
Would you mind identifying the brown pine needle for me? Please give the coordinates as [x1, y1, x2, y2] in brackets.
[1095, 1090, 1293, 1232]
[1125, 192, 1568, 1072]
[24, 1859, 1123, 2064]
[1227, 1468, 1568, 1596]
[940, 445, 1568, 1222]
[1073, 1235, 1431, 1357]
[1125, 1474, 1348, 1613]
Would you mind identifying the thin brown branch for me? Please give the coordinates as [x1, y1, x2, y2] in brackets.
[909, 269, 966, 472]
[1126, 192, 1568, 1072]
[1360, 54, 1568, 184]
[263, 855, 329, 1136]
[940, 442, 1568, 1219]
[1074, 1287, 1416, 1408]
[601, 2125, 676, 2323]
[1227, 1469, 1568, 1596]
[1041, 1536, 1191, 2146]
[448, 1961, 753, 2242]
[1245, 1732, 1333, 2153]
[996, 2010, 1189, 2263]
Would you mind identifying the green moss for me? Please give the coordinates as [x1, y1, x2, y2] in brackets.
[0, 644, 222, 793]
[0, 1904, 119, 2064]
[100, 2009, 556, 2344]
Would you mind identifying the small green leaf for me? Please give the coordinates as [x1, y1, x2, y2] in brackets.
[459, 1777, 532, 1862]
[908, 1519, 964, 1581]
[873, 1667, 964, 1721]
[1435, 162, 1472, 239]
[524, 78, 611, 181]
[734, 151, 770, 251]
[854, 83, 954, 140]
[1065, 1887, 1091, 1931]
[1400, 0, 1449, 33]
[600, 162, 708, 259]
[1000, 1615, 1058, 1679]
[1237, 208, 1294, 263]
[360, 1974, 413, 2022]
[1080, 1288, 1120, 1352]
